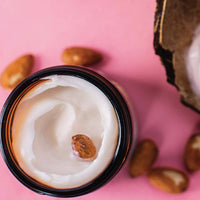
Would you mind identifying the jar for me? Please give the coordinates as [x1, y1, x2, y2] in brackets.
[0, 65, 136, 197]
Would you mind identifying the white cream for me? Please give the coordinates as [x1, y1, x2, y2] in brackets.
[185, 25, 200, 98]
[12, 75, 119, 189]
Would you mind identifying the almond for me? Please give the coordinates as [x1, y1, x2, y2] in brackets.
[184, 134, 200, 172]
[148, 167, 189, 193]
[72, 134, 96, 161]
[62, 47, 102, 66]
[0, 54, 34, 89]
[129, 139, 158, 177]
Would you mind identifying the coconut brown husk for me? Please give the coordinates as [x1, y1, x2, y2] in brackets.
[154, 0, 200, 112]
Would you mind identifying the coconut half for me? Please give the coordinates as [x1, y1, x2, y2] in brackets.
[154, 0, 200, 112]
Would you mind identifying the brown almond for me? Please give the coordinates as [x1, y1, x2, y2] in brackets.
[129, 139, 158, 177]
[184, 134, 200, 172]
[72, 134, 96, 161]
[148, 167, 189, 193]
[62, 47, 102, 66]
[0, 54, 34, 89]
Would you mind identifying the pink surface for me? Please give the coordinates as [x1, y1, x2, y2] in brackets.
[0, 0, 200, 199]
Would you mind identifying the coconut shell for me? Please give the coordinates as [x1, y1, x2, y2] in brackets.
[154, 0, 200, 112]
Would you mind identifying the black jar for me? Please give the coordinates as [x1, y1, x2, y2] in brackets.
[0, 66, 135, 198]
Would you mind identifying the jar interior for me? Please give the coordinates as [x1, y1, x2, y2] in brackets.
[0, 66, 133, 197]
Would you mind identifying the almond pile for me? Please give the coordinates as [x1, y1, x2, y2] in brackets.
[129, 138, 189, 194]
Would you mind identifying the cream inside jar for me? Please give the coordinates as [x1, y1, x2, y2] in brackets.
[11, 75, 119, 189]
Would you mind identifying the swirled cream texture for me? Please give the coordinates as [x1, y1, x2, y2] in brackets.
[12, 75, 119, 189]
[185, 25, 200, 98]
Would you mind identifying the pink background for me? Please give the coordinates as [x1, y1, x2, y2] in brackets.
[0, 0, 200, 199]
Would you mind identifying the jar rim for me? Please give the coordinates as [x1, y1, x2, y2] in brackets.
[0, 65, 133, 197]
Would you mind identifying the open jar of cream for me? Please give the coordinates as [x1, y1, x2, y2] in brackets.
[0, 66, 135, 197]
